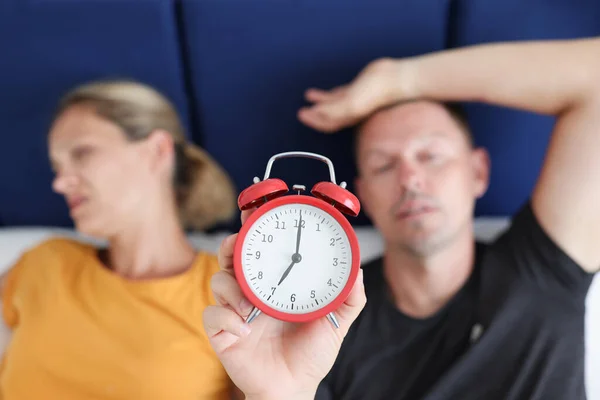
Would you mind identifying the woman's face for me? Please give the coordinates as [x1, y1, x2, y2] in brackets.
[48, 105, 170, 238]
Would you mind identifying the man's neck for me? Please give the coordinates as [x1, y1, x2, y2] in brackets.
[383, 231, 475, 319]
[106, 200, 197, 280]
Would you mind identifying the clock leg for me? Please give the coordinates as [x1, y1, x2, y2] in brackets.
[246, 307, 262, 324]
[326, 312, 340, 329]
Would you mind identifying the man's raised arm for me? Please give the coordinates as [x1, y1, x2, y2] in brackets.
[299, 37, 600, 271]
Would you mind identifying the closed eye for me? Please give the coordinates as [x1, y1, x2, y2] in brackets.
[71, 145, 94, 161]
[362, 150, 396, 175]
[418, 152, 438, 162]
[373, 163, 394, 174]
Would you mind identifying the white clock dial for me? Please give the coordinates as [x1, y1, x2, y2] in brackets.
[241, 202, 352, 314]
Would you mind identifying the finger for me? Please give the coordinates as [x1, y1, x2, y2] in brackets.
[304, 88, 331, 103]
[334, 268, 366, 334]
[297, 107, 333, 132]
[211, 270, 254, 317]
[343, 268, 366, 309]
[297, 102, 353, 133]
[304, 85, 349, 103]
[328, 85, 350, 100]
[217, 233, 237, 273]
[304, 85, 348, 103]
[203, 305, 251, 352]
[241, 207, 257, 225]
[218, 208, 259, 274]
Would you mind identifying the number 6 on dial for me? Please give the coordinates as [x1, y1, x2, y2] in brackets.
[233, 151, 361, 329]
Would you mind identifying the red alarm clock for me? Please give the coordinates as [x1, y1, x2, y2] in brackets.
[233, 151, 361, 328]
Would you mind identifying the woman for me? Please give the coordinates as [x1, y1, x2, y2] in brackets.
[0, 80, 237, 399]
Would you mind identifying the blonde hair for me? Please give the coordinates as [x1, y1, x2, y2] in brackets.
[55, 79, 237, 230]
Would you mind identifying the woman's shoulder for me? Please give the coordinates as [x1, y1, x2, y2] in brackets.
[20, 237, 96, 262]
[189, 251, 222, 305]
[192, 250, 220, 276]
[6, 238, 97, 281]
[1, 237, 98, 326]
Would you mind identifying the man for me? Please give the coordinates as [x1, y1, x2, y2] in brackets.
[204, 36, 600, 400]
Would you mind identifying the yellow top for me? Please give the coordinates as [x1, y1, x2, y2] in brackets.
[0, 238, 230, 400]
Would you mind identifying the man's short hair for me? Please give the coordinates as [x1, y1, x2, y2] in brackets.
[352, 100, 473, 163]
[443, 101, 472, 146]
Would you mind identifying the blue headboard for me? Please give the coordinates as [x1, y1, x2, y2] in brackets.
[179, 0, 450, 228]
[0, 0, 190, 227]
[449, 0, 600, 218]
[1, 0, 599, 230]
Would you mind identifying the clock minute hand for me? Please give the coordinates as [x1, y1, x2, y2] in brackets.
[295, 210, 303, 254]
[277, 259, 296, 286]
[279, 210, 303, 287]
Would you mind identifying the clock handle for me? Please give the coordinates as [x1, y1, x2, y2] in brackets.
[245, 307, 262, 324]
[260, 151, 343, 186]
[245, 307, 339, 329]
[326, 312, 340, 329]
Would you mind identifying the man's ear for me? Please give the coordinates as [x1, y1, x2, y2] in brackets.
[471, 147, 490, 198]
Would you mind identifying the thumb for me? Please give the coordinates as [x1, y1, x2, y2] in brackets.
[241, 207, 258, 225]
[334, 268, 366, 334]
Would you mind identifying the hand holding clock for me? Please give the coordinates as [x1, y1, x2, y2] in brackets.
[203, 208, 366, 400]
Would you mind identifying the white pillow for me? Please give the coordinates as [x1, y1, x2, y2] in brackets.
[0, 221, 598, 400]
[0, 219, 513, 273]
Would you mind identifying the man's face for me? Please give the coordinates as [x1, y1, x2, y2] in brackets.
[355, 101, 489, 257]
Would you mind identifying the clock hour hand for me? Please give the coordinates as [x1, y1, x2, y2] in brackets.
[277, 259, 296, 286]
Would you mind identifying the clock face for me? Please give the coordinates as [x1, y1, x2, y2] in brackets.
[240, 202, 353, 315]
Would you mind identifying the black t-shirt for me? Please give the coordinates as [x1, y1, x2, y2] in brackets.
[316, 202, 596, 400]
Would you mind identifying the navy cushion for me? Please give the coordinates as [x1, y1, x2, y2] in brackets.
[0, 0, 189, 227]
[449, 0, 600, 217]
[180, 0, 451, 228]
